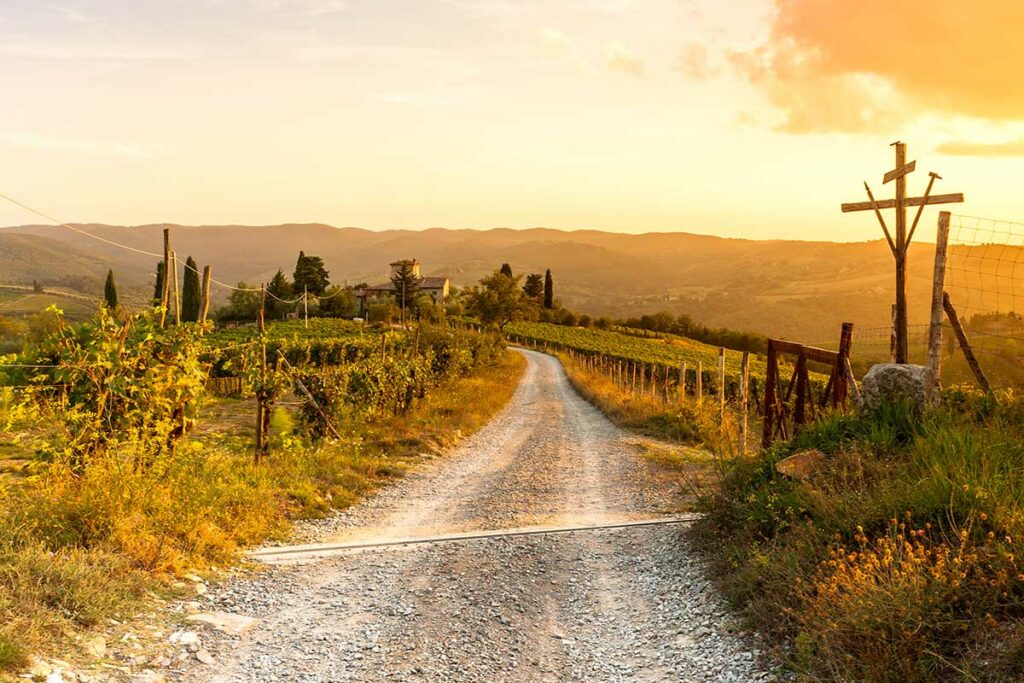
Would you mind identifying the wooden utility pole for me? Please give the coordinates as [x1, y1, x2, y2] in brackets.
[160, 228, 171, 327]
[842, 142, 963, 363]
[927, 212, 951, 384]
[199, 266, 212, 324]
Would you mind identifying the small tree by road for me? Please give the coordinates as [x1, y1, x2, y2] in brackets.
[468, 270, 536, 331]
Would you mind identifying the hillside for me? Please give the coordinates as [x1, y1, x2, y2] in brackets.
[0, 223, 967, 342]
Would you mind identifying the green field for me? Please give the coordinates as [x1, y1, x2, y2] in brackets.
[0, 288, 97, 321]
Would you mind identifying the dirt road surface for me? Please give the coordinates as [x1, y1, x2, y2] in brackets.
[170, 349, 773, 682]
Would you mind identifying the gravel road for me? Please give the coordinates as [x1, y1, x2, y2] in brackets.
[170, 349, 775, 682]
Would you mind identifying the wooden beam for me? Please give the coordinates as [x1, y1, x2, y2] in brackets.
[883, 160, 916, 184]
[841, 192, 964, 213]
[766, 339, 840, 366]
[943, 292, 993, 395]
[864, 182, 897, 255]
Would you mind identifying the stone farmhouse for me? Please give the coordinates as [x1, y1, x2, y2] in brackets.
[356, 259, 450, 316]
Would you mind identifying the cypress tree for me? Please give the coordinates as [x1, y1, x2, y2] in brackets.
[181, 256, 201, 322]
[543, 269, 554, 309]
[153, 261, 165, 305]
[104, 269, 118, 310]
[500, 263, 513, 278]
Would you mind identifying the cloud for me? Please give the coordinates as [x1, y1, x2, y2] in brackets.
[937, 139, 1024, 157]
[537, 26, 593, 74]
[731, 0, 1024, 132]
[605, 41, 643, 77]
[676, 42, 715, 80]
[379, 93, 453, 107]
[250, 0, 347, 17]
[0, 132, 168, 158]
[49, 5, 96, 24]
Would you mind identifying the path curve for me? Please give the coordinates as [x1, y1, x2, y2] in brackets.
[172, 349, 773, 682]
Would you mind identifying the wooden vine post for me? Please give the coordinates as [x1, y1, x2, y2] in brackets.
[255, 283, 269, 462]
[679, 362, 687, 403]
[160, 228, 171, 327]
[199, 265, 212, 324]
[717, 347, 725, 420]
[696, 361, 703, 406]
[739, 351, 750, 456]
[841, 142, 963, 363]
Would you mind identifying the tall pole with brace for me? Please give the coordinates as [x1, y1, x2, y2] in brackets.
[841, 142, 963, 363]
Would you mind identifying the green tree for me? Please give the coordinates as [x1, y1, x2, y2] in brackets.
[390, 260, 421, 311]
[319, 285, 358, 318]
[543, 269, 554, 309]
[523, 273, 544, 300]
[266, 269, 294, 319]
[216, 282, 261, 322]
[153, 261, 165, 305]
[293, 251, 330, 296]
[500, 263, 513, 278]
[181, 256, 201, 322]
[468, 269, 535, 331]
[103, 269, 118, 310]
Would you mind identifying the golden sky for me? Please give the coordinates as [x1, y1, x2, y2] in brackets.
[2, 0, 1023, 241]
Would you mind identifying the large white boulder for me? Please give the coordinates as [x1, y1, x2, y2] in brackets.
[859, 363, 938, 412]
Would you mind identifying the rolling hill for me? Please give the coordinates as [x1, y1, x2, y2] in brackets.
[0, 222, 990, 343]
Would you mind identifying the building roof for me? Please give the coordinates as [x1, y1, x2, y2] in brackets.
[360, 276, 449, 294]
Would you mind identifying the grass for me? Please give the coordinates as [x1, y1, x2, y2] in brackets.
[557, 350, 751, 454]
[694, 390, 1024, 682]
[0, 348, 525, 673]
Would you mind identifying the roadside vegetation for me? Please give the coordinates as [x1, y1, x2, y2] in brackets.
[694, 390, 1024, 682]
[0, 307, 521, 673]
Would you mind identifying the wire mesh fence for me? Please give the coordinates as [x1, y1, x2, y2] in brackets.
[942, 214, 1024, 388]
[804, 214, 1024, 389]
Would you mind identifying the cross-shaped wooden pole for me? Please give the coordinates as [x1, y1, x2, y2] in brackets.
[841, 142, 963, 364]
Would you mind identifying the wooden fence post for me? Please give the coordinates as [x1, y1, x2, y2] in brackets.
[680, 362, 687, 402]
[943, 292, 992, 394]
[717, 348, 725, 420]
[928, 212, 951, 384]
[696, 361, 703, 406]
[762, 340, 777, 449]
[739, 351, 750, 455]
[834, 322, 854, 407]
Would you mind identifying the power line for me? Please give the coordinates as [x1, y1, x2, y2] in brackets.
[0, 191, 263, 293]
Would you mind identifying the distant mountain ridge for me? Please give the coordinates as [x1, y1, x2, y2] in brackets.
[0, 222, 943, 342]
